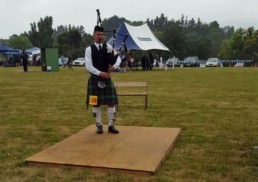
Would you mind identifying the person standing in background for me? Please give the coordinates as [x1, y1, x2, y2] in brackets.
[21, 50, 28, 72]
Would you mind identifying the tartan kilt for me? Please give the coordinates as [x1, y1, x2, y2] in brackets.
[86, 76, 118, 106]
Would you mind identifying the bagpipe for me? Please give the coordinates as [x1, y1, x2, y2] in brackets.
[96, 9, 129, 66]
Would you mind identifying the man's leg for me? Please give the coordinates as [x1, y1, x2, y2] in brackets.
[92, 106, 103, 134]
[107, 106, 119, 134]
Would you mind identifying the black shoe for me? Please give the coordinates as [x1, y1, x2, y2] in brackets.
[96, 124, 103, 134]
[108, 125, 119, 134]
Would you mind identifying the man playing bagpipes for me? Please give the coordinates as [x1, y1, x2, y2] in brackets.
[85, 10, 121, 134]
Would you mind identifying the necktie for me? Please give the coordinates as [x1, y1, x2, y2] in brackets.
[99, 45, 102, 51]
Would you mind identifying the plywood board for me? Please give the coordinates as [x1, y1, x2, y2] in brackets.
[26, 125, 181, 174]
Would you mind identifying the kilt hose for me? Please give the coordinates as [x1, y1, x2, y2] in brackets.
[86, 76, 118, 106]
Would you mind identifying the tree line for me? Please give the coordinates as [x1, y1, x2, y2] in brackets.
[3, 14, 258, 62]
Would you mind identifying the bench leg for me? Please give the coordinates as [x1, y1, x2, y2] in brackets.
[145, 95, 148, 109]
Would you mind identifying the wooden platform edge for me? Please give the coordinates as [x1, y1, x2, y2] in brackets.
[153, 128, 181, 173]
[25, 160, 153, 176]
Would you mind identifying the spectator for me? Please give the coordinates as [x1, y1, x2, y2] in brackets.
[67, 56, 73, 70]
[21, 50, 28, 72]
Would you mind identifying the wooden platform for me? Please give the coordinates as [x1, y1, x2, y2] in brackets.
[26, 125, 181, 175]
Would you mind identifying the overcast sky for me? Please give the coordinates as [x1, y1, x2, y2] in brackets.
[1, 0, 257, 39]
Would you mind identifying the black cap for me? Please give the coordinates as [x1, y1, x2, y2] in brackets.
[94, 25, 104, 33]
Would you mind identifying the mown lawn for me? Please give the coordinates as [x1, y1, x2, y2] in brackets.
[0, 66, 257, 182]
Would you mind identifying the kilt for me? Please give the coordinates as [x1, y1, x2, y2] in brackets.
[86, 76, 118, 106]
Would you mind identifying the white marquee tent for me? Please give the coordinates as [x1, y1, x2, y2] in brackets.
[107, 22, 169, 52]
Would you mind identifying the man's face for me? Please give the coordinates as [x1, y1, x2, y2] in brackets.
[94, 31, 104, 44]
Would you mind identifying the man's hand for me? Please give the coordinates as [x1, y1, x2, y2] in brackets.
[99, 72, 110, 79]
[108, 66, 115, 73]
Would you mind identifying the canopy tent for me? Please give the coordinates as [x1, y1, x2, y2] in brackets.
[2, 50, 21, 55]
[0, 42, 20, 54]
[25, 47, 40, 55]
[107, 22, 169, 51]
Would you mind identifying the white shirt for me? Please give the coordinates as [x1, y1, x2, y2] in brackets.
[85, 42, 121, 76]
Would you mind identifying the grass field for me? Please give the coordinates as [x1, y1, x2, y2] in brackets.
[0, 66, 257, 182]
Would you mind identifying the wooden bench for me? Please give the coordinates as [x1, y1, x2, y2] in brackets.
[115, 82, 148, 109]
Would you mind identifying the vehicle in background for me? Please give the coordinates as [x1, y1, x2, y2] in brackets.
[183, 57, 200, 67]
[72, 58, 85, 66]
[234, 62, 244, 67]
[205, 58, 221, 67]
[165, 57, 181, 67]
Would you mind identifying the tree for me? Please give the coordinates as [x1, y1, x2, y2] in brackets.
[243, 38, 258, 60]
[7, 34, 32, 50]
[67, 29, 82, 58]
[28, 16, 54, 48]
[218, 39, 232, 59]
[196, 38, 212, 60]
[28, 22, 39, 47]
[242, 28, 258, 62]
[102, 15, 143, 39]
[230, 28, 245, 59]
[218, 27, 258, 62]
[161, 24, 186, 59]
[57, 28, 84, 59]
[37, 16, 54, 47]
[102, 15, 126, 39]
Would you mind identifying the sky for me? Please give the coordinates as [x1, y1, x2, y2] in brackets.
[1, 0, 258, 39]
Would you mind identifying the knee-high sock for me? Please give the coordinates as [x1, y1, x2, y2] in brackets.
[107, 107, 116, 126]
[92, 107, 101, 125]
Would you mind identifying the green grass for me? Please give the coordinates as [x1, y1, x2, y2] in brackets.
[0, 66, 258, 182]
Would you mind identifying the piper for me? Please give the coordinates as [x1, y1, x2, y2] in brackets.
[85, 9, 121, 134]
